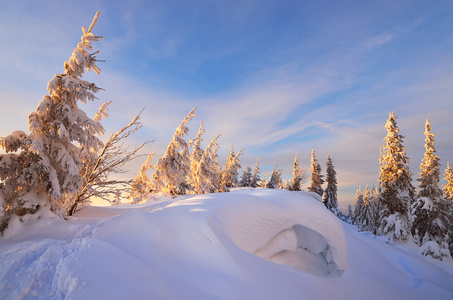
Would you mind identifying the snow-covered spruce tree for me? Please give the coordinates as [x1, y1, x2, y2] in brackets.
[411, 120, 450, 259]
[259, 174, 268, 188]
[353, 187, 364, 227]
[250, 158, 261, 188]
[443, 162, 453, 256]
[239, 166, 253, 187]
[443, 162, 453, 201]
[323, 154, 339, 216]
[192, 134, 222, 194]
[370, 183, 381, 234]
[188, 121, 205, 189]
[130, 152, 155, 204]
[290, 153, 307, 191]
[378, 112, 415, 244]
[0, 12, 107, 228]
[308, 149, 324, 197]
[362, 185, 375, 231]
[266, 164, 283, 189]
[347, 205, 354, 223]
[152, 108, 197, 196]
[220, 145, 243, 189]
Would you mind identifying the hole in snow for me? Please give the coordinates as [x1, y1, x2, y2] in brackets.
[253, 225, 339, 277]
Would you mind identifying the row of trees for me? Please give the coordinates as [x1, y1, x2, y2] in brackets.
[350, 113, 453, 260]
[129, 106, 340, 219]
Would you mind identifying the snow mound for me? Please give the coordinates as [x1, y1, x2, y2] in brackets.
[208, 189, 347, 276]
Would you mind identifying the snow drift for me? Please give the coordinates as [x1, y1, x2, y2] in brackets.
[1, 189, 452, 300]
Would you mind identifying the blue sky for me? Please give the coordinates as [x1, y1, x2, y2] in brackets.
[1, 0, 452, 209]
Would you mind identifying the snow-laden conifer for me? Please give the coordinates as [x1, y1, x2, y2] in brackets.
[0, 12, 107, 228]
[192, 134, 223, 194]
[290, 153, 306, 191]
[250, 158, 261, 188]
[353, 187, 365, 226]
[411, 120, 449, 259]
[130, 153, 155, 204]
[443, 162, 453, 256]
[189, 121, 205, 188]
[266, 164, 283, 189]
[239, 166, 253, 187]
[308, 149, 324, 197]
[443, 162, 453, 201]
[152, 108, 197, 196]
[259, 174, 268, 188]
[323, 155, 339, 216]
[220, 145, 243, 189]
[378, 112, 414, 244]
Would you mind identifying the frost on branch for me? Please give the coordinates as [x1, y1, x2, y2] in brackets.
[0, 12, 109, 231]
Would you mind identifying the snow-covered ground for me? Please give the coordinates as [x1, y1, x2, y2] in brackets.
[1, 188, 452, 299]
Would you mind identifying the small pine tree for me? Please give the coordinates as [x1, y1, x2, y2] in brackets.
[189, 121, 205, 189]
[220, 145, 243, 189]
[411, 120, 449, 259]
[353, 187, 365, 226]
[443, 162, 453, 257]
[152, 108, 197, 196]
[266, 164, 283, 189]
[192, 134, 222, 194]
[443, 162, 453, 201]
[239, 166, 253, 187]
[308, 149, 324, 197]
[323, 154, 339, 215]
[378, 112, 414, 244]
[250, 158, 261, 188]
[290, 153, 306, 191]
[130, 153, 155, 203]
[347, 205, 354, 223]
[259, 174, 268, 188]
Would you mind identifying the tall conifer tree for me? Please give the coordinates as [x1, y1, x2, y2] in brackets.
[411, 120, 449, 258]
[0, 12, 107, 227]
[378, 112, 414, 243]
[250, 158, 261, 188]
[308, 149, 324, 197]
[323, 154, 339, 215]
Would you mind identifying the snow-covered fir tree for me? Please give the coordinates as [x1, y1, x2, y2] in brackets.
[370, 183, 381, 234]
[290, 153, 305, 191]
[308, 149, 324, 197]
[347, 205, 354, 223]
[353, 187, 365, 226]
[0, 12, 107, 229]
[189, 121, 205, 189]
[443, 162, 453, 201]
[378, 112, 415, 244]
[220, 145, 243, 189]
[266, 164, 283, 189]
[239, 166, 253, 187]
[259, 174, 268, 188]
[411, 120, 450, 259]
[250, 158, 261, 188]
[152, 108, 197, 196]
[443, 162, 453, 256]
[130, 153, 155, 203]
[323, 154, 339, 216]
[192, 134, 222, 194]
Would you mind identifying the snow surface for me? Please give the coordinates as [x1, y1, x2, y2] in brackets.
[1, 188, 453, 299]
